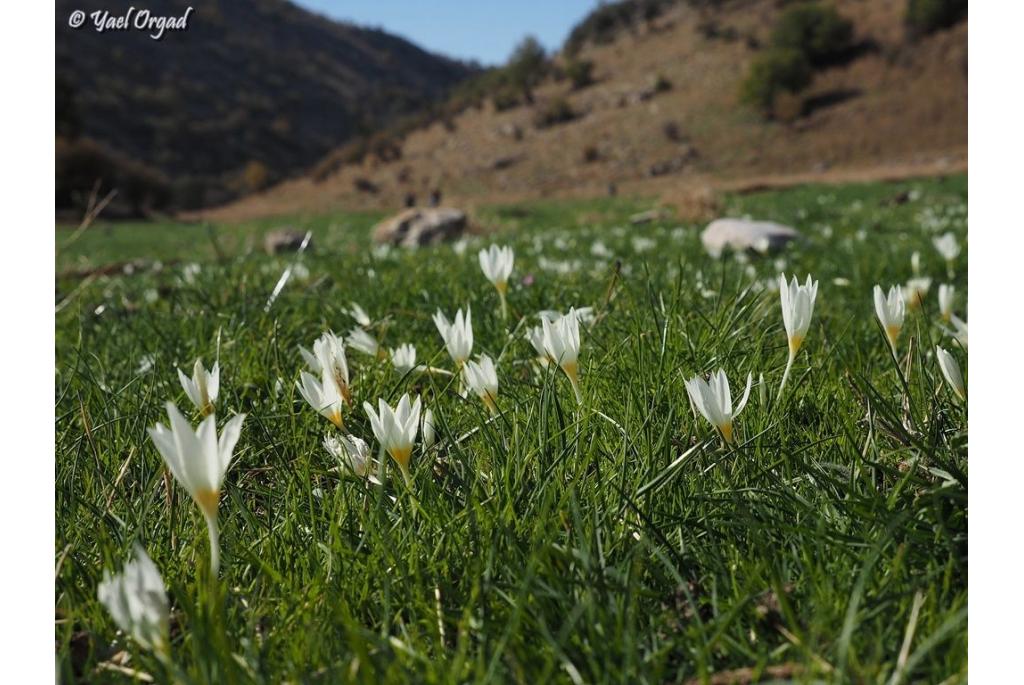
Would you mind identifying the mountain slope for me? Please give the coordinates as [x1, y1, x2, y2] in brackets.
[202, 0, 966, 221]
[56, 0, 474, 212]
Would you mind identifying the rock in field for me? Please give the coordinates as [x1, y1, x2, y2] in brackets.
[372, 207, 467, 247]
[700, 218, 800, 257]
[264, 228, 311, 255]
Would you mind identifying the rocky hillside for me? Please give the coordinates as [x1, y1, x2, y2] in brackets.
[56, 0, 474, 213]
[202, 0, 966, 222]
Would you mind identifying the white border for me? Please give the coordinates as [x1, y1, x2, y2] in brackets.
[969, 3, 1024, 682]
[3, 2, 56, 679]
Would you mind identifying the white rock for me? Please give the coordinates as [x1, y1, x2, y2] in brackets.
[700, 218, 801, 257]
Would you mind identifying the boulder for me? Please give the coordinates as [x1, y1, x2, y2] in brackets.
[372, 207, 467, 247]
[264, 228, 311, 255]
[701, 218, 800, 257]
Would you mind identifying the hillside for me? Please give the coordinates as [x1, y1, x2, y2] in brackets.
[200, 0, 967, 222]
[55, 0, 474, 214]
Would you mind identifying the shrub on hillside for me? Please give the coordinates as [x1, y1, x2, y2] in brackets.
[662, 120, 684, 142]
[905, 0, 967, 38]
[492, 87, 523, 112]
[366, 132, 403, 163]
[242, 161, 271, 193]
[533, 98, 578, 129]
[698, 19, 739, 42]
[771, 3, 854, 67]
[739, 48, 813, 114]
[353, 177, 379, 194]
[565, 59, 596, 90]
[652, 73, 673, 94]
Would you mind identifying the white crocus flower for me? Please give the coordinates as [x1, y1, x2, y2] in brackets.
[685, 369, 753, 445]
[347, 327, 383, 359]
[178, 359, 219, 416]
[873, 285, 906, 353]
[324, 433, 373, 477]
[312, 332, 351, 405]
[539, 307, 595, 326]
[778, 274, 818, 396]
[902, 277, 932, 309]
[391, 343, 420, 376]
[347, 302, 371, 327]
[541, 308, 583, 403]
[364, 394, 422, 484]
[938, 284, 955, 322]
[390, 343, 452, 378]
[933, 232, 960, 277]
[462, 355, 499, 413]
[297, 366, 345, 429]
[97, 545, 170, 657]
[479, 245, 514, 319]
[148, 402, 245, 575]
[422, 408, 436, 450]
[433, 307, 474, 367]
[935, 346, 965, 402]
[526, 325, 550, 367]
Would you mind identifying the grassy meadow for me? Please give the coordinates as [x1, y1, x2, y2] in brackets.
[55, 176, 967, 683]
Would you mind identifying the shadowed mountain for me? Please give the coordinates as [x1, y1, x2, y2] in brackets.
[56, 0, 476, 214]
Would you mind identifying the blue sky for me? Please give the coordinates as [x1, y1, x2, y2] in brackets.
[294, 0, 602, 65]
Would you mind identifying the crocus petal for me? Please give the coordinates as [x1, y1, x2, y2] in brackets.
[733, 373, 753, 418]
[167, 402, 202, 480]
[207, 362, 220, 403]
[148, 423, 187, 488]
[217, 414, 246, 478]
[195, 414, 221, 491]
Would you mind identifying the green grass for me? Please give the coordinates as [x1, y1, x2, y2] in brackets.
[56, 176, 967, 683]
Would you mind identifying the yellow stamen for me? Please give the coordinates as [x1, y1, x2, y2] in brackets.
[885, 325, 901, 348]
[719, 422, 734, 444]
[388, 445, 412, 471]
[788, 334, 804, 357]
[194, 488, 220, 520]
[561, 360, 578, 384]
[561, 360, 583, 403]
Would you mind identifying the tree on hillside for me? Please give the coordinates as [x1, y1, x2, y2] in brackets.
[506, 36, 549, 105]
